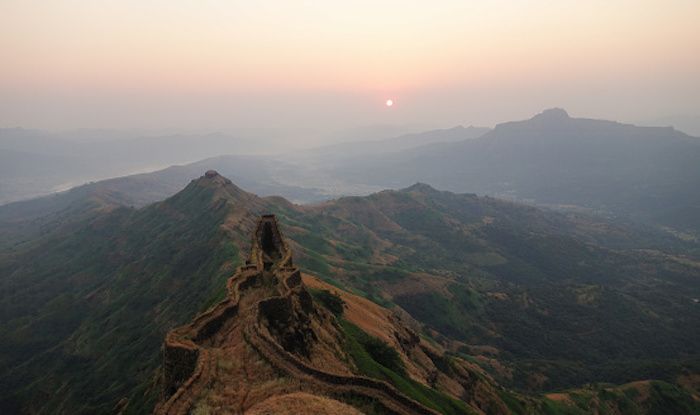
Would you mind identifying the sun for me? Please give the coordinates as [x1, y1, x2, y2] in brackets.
[385, 99, 394, 107]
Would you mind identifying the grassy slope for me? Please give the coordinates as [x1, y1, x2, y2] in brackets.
[340, 320, 475, 415]
[0, 179, 244, 414]
[272, 185, 700, 392]
[540, 381, 700, 415]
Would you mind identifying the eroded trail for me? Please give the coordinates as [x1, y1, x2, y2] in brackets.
[154, 215, 441, 415]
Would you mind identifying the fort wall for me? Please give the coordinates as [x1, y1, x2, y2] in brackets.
[155, 215, 442, 415]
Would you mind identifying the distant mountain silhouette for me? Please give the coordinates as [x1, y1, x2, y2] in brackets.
[327, 109, 700, 233]
[0, 128, 263, 205]
[308, 125, 490, 158]
[4, 110, 699, 235]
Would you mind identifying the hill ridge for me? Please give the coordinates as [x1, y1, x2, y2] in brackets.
[155, 215, 449, 415]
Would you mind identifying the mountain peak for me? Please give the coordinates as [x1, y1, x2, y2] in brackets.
[193, 170, 233, 187]
[402, 182, 438, 194]
[204, 169, 220, 179]
[532, 108, 570, 121]
[493, 108, 572, 132]
[201, 169, 230, 184]
[172, 171, 257, 208]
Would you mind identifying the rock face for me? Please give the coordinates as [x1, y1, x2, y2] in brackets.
[154, 215, 445, 415]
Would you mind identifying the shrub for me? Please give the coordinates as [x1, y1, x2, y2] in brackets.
[313, 289, 345, 316]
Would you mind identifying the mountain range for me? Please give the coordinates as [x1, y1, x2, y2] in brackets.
[0, 125, 488, 206]
[320, 108, 700, 234]
[1, 171, 698, 414]
[5, 109, 698, 237]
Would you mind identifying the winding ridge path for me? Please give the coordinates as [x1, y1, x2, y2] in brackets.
[154, 215, 441, 415]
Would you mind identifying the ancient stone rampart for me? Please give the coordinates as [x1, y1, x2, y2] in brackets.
[155, 215, 442, 415]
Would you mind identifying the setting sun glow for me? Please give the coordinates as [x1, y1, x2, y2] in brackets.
[1, 1, 698, 130]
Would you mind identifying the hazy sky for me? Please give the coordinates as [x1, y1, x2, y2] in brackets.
[1, 0, 699, 138]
